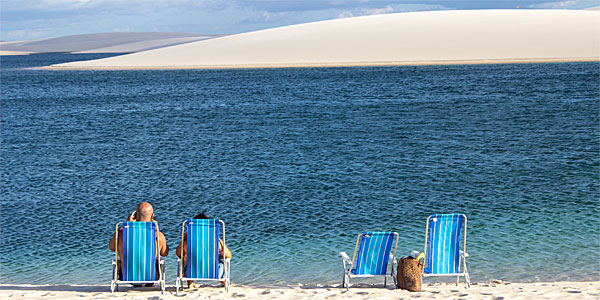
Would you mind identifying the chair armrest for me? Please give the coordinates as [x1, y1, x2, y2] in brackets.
[223, 258, 231, 263]
[460, 250, 469, 257]
[159, 257, 166, 264]
[339, 252, 351, 263]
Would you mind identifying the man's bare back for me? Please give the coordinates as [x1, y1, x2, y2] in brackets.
[109, 202, 169, 276]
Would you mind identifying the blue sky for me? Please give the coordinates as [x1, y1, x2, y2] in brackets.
[1, 0, 598, 41]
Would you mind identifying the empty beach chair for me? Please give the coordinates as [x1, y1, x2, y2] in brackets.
[339, 231, 399, 290]
[415, 213, 470, 287]
[176, 219, 231, 295]
[110, 221, 166, 293]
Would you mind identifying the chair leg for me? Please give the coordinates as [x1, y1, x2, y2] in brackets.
[384, 277, 387, 288]
[161, 261, 166, 294]
[346, 275, 350, 291]
[111, 262, 116, 293]
[226, 260, 231, 293]
[463, 259, 471, 288]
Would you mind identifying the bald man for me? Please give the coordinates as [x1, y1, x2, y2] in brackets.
[109, 202, 169, 278]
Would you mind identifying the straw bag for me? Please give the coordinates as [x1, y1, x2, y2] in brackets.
[396, 256, 422, 292]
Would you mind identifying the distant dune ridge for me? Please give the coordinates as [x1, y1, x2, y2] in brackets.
[72, 36, 214, 53]
[0, 32, 219, 54]
[48, 9, 599, 70]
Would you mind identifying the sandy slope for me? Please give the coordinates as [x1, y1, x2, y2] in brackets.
[72, 36, 213, 53]
[0, 32, 218, 53]
[48, 9, 599, 70]
[0, 281, 598, 299]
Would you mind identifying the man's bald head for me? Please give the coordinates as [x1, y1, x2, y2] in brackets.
[136, 202, 154, 221]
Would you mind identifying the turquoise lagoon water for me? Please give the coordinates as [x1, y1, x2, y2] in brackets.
[1, 54, 598, 285]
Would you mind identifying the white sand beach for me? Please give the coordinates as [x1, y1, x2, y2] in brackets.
[0, 50, 32, 56]
[47, 9, 600, 70]
[1, 281, 598, 299]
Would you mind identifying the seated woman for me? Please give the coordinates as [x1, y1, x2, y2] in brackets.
[176, 212, 232, 289]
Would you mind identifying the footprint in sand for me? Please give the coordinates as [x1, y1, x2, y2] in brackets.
[22, 293, 41, 298]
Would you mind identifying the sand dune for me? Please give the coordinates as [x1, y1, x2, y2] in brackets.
[0, 32, 219, 54]
[72, 36, 214, 53]
[48, 9, 599, 70]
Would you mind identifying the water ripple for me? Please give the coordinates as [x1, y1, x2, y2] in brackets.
[1, 55, 598, 285]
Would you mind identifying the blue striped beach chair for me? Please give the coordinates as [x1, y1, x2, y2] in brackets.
[176, 219, 230, 295]
[339, 231, 399, 291]
[110, 221, 166, 293]
[416, 213, 470, 287]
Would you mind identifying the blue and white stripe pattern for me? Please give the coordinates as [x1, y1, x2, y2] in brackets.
[185, 219, 220, 279]
[352, 232, 395, 276]
[122, 221, 157, 282]
[424, 214, 464, 275]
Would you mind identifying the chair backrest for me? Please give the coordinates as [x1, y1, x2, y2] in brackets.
[353, 232, 397, 276]
[121, 221, 158, 282]
[424, 213, 466, 275]
[185, 219, 221, 279]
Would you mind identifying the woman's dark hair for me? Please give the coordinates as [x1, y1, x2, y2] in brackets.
[193, 211, 210, 219]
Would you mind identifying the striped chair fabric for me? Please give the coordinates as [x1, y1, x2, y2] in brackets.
[122, 221, 158, 281]
[424, 214, 464, 275]
[185, 219, 220, 279]
[352, 232, 395, 276]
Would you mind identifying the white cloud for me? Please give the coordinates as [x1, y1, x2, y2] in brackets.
[5, 29, 45, 40]
[337, 11, 355, 18]
[528, 0, 579, 8]
[111, 26, 132, 32]
[261, 11, 291, 21]
[359, 5, 396, 15]
[336, 3, 449, 19]
[337, 4, 397, 18]
[241, 10, 296, 24]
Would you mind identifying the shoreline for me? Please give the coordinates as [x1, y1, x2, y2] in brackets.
[1, 281, 598, 299]
[0, 50, 33, 56]
[40, 57, 600, 70]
